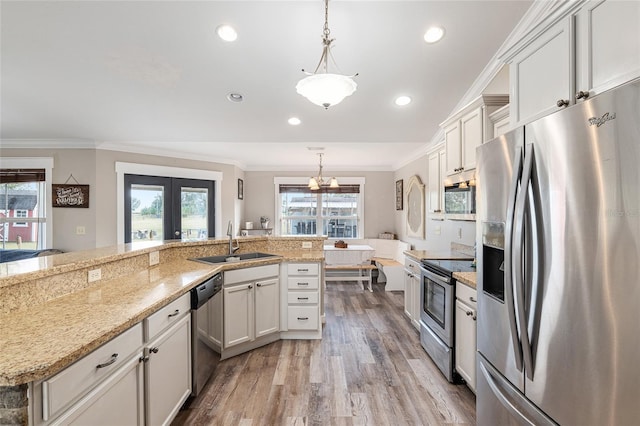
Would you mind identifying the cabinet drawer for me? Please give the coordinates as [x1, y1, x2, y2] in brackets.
[41, 322, 143, 421]
[287, 263, 319, 276]
[287, 292, 318, 305]
[456, 282, 477, 308]
[287, 306, 319, 330]
[145, 293, 190, 340]
[287, 277, 319, 290]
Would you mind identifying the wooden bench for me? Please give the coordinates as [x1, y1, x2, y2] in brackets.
[324, 264, 377, 292]
[371, 257, 405, 291]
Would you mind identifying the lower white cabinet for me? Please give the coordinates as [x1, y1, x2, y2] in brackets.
[32, 293, 192, 426]
[455, 283, 477, 393]
[223, 264, 280, 350]
[144, 313, 192, 426]
[281, 262, 322, 338]
[52, 353, 144, 426]
[403, 257, 421, 331]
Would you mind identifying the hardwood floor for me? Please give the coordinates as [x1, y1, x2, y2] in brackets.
[173, 281, 476, 425]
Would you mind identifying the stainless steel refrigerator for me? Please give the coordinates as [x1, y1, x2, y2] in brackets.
[476, 79, 640, 425]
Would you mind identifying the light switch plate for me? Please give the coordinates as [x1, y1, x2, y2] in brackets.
[149, 251, 160, 266]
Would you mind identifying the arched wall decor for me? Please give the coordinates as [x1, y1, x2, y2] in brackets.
[406, 175, 425, 239]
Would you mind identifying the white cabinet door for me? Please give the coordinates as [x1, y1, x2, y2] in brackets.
[403, 270, 413, 319]
[52, 354, 144, 426]
[444, 123, 461, 176]
[224, 284, 253, 348]
[428, 150, 442, 214]
[455, 299, 477, 393]
[255, 277, 279, 338]
[510, 18, 573, 126]
[460, 107, 483, 172]
[146, 314, 192, 426]
[410, 274, 421, 331]
[575, 0, 640, 97]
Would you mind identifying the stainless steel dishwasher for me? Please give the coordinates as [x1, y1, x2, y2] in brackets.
[190, 272, 222, 396]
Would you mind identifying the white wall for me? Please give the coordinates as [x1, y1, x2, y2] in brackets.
[243, 170, 396, 238]
[3, 148, 243, 250]
[394, 151, 476, 251]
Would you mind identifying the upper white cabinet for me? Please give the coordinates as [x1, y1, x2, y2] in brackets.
[427, 146, 445, 215]
[441, 95, 509, 176]
[505, 0, 640, 126]
[575, 0, 640, 96]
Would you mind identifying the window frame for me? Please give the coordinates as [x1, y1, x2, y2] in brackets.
[0, 158, 54, 248]
[274, 177, 365, 238]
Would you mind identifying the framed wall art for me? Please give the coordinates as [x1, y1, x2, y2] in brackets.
[395, 179, 403, 210]
[238, 178, 244, 200]
[406, 175, 425, 239]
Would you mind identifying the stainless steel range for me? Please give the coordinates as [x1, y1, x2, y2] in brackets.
[419, 258, 475, 382]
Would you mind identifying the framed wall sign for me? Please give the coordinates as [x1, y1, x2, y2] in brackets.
[395, 179, 403, 210]
[52, 184, 90, 208]
[238, 179, 244, 200]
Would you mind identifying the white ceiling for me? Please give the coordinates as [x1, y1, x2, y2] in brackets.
[0, 0, 532, 171]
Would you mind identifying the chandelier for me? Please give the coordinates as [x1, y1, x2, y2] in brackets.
[296, 0, 358, 109]
[308, 153, 339, 190]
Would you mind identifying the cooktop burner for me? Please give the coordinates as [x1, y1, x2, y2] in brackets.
[421, 258, 476, 276]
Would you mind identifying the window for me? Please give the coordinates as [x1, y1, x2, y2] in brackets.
[276, 177, 365, 238]
[0, 159, 53, 250]
[13, 210, 28, 227]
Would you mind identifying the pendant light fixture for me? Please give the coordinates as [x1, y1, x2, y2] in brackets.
[296, 0, 358, 109]
[308, 153, 339, 190]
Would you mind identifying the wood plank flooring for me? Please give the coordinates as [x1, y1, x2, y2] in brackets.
[173, 281, 476, 425]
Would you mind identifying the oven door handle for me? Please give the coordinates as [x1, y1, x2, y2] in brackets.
[420, 267, 452, 286]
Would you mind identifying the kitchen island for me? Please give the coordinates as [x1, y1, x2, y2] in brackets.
[0, 236, 325, 425]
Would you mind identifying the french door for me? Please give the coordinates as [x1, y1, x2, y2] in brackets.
[124, 175, 215, 243]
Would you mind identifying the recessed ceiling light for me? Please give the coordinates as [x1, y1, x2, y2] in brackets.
[424, 26, 445, 43]
[217, 25, 238, 42]
[395, 96, 412, 106]
[227, 93, 243, 103]
[288, 117, 301, 126]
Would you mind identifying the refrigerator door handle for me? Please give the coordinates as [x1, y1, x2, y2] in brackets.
[514, 144, 535, 380]
[479, 356, 558, 426]
[504, 146, 524, 372]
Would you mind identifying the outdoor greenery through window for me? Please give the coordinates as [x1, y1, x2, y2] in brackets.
[0, 169, 47, 250]
[278, 183, 362, 238]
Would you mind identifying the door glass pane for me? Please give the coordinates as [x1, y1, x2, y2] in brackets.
[181, 187, 209, 239]
[131, 184, 164, 241]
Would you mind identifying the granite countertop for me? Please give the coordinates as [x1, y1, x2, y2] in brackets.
[404, 249, 474, 261]
[0, 250, 323, 386]
[454, 271, 477, 289]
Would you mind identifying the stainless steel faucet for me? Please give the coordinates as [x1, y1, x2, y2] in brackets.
[227, 221, 240, 255]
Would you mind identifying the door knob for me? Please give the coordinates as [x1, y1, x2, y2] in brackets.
[174, 230, 180, 236]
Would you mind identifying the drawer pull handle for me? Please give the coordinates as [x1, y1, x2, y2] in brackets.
[297, 317, 309, 320]
[298, 282, 309, 286]
[469, 296, 477, 303]
[168, 309, 180, 318]
[150, 347, 159, 354]
[297, 269, 309, 272]
[297, 297, 309, 301]
[96, 353, 118, 369]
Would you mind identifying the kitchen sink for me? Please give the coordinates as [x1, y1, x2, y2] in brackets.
[190, 252, 279, 265]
